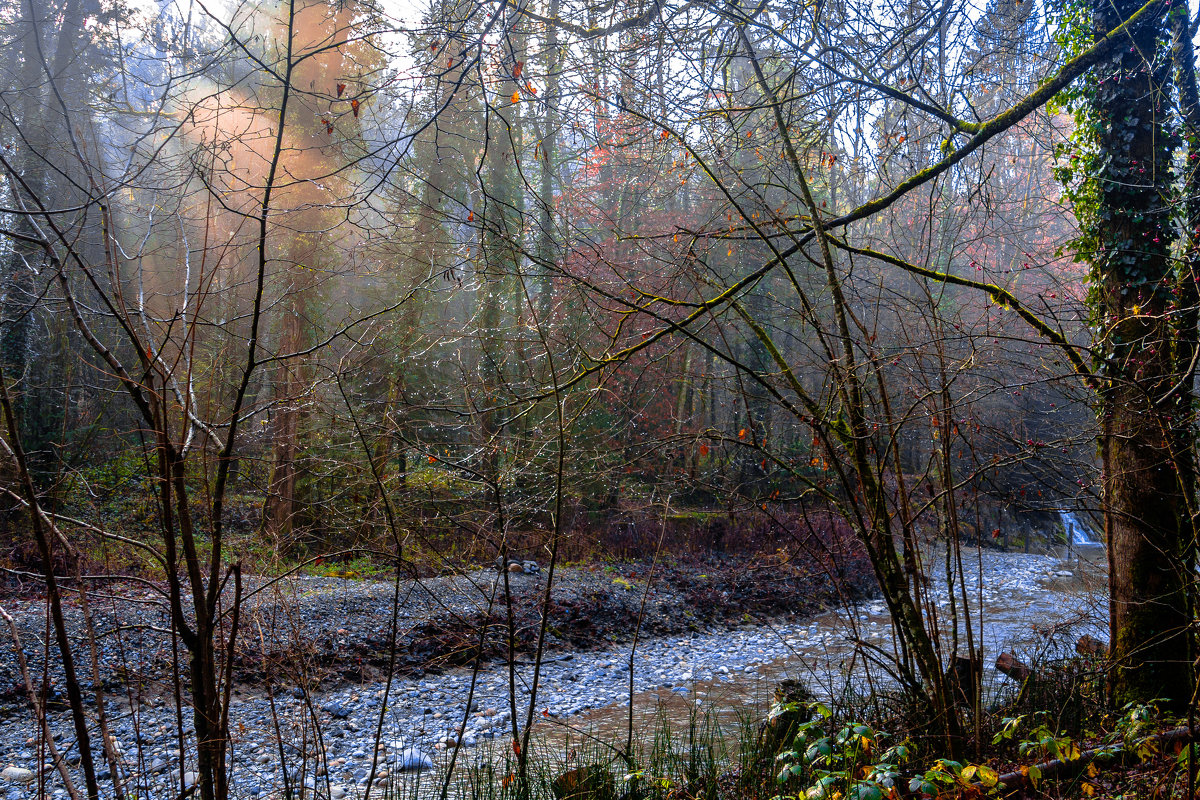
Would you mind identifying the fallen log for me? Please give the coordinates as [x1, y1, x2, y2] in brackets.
[995, 652, 1033, 681]
[989, 724, 1196, 796]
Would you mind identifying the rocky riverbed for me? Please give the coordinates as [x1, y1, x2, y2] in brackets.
[0, 549, 874, 703]
[0, 548, 1104, 800]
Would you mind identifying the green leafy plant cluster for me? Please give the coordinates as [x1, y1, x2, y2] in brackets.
[771, 702, 907, 800]
[770, 701, 1020, 800]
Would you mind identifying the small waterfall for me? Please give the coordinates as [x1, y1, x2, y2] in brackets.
[1059, 510, 1103, 547]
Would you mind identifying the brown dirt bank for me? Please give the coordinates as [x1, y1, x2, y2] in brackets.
[0, 547, 875, 712]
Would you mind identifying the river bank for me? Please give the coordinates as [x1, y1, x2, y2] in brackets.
[0, 546, 875, 709]
[0, 547, 1105, 800]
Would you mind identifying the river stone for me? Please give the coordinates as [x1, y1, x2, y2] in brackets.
[324, 702, 351, 719]
[0, 768, 34, 783]
[395, 749, 433, 771]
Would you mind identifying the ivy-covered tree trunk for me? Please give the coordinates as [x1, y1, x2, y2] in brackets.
[1090, 0, 1193, 707]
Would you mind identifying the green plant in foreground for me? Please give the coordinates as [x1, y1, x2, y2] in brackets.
[772, 703, 906, 800]
[771, 702, 1015, 800]
[993, 713, 1081, 762]
[906, 758, 1001, 797]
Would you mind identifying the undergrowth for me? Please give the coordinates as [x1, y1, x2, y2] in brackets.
[363, 673, 1198, 800]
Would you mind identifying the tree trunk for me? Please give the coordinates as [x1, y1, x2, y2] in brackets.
[1091, 0, 1193, 707]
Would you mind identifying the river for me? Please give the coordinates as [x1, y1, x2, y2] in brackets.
[0, 547, 1107, 800]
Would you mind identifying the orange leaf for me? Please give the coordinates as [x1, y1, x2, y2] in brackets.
[447, 58, 454, 68]
[351, 99, 360, 117]
[428, 455, 436, 464]
[738, 428, 747, 439]
[467, 211, 474, 222]
[512, 741, 521, 757]
[699, 444, 709, 456]
[511, 90, 520, 104]
[660, 130, 669, 140]
[513, 60, 524, 78]
[336, 83, 345, 97]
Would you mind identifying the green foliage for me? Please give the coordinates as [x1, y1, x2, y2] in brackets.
[771, 703, 908, 800]
[767, 701, 1023, 800]
[61, 448, 159, 531]
[1107, 700, 1169, 760]
[301, 552, 389, 579]
[907, 758, 1001, 797]
[992, 713, 1082, 762]
[1051, 0, 1181, 355]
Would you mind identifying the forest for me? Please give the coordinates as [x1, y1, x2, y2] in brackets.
[0, 0, 1197, 796]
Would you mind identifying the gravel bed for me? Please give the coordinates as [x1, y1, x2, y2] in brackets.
[0, 548, 1104, 800]
[0, 551, 873, 708]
